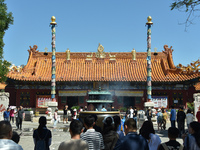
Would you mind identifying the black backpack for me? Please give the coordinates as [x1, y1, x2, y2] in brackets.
[36, 130, 49, 150]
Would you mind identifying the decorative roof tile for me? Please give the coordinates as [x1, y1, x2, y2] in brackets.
[7, 45, 200, 82]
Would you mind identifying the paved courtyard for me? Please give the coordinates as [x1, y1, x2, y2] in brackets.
[12, 119, 184, 150]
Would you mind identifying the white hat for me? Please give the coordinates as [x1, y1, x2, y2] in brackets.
[158, 109, 161, 112]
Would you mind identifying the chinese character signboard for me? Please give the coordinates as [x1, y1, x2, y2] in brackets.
[152, 96, 168, 108]
[36, 95, 56, 108]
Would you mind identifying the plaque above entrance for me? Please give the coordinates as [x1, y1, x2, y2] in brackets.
[59, 90, 87, 96]
[115, 91, 143, 97]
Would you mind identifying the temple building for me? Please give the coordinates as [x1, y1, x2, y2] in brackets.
[5, 44, 200, 110]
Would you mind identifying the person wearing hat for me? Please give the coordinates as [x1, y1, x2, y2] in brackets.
[157, 108, 163, 131]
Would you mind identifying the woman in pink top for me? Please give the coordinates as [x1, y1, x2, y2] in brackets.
[10, 109, 15, 124]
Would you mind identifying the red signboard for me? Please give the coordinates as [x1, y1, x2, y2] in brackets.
[36, 95, 56, 108]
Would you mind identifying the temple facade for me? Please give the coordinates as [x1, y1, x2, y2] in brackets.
[5, 44, 200, 110]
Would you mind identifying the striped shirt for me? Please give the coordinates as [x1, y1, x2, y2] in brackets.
[81, 129, 104, 150]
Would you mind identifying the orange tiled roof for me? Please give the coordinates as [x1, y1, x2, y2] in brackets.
[7, 45, 200, 82]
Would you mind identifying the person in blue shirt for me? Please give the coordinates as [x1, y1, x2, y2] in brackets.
[101, 105, 107, 111]
[170, 105, 176, 128]
[3, 108, 10, 121]
[114, 118, 149, 150]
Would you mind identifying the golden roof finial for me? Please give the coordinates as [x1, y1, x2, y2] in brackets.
[44, 47, 48, 53]
[154, 47, 157, 53]
[146, 16, 153, 25]
[50, 16, 57, 25]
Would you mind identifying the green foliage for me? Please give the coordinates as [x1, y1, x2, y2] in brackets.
[0, 0, 13, 82]
[187, 102, 194, 111]
[24, 108, 33, 111]
[170, 0, 200, 28]
[0, 59, 11, 83]
[71, 106, 80, 110]
[119, 107, 127, 112]
[171, 0, 200, 11]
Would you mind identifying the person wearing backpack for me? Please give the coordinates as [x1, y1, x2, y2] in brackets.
[157, 127, 183, 150]
[177, 106, 186, 138]
[157, 109, 163, 131]
[33, 116, 52, 150]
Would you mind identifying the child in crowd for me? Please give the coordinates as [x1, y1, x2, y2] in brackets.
[158, 127, 183, 150]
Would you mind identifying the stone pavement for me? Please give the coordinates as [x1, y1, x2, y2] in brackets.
[14, 120, 184, 150]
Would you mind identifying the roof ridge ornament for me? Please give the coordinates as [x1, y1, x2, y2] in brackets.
[28, 45, 39, 54]
[177, 59, 200, 74]
[96, 43, 106, 58]
[66, 48, 70, 60]
[131, 48, 136, 60]
[162, 45, 174, 55]
[8, 64, 23, 72]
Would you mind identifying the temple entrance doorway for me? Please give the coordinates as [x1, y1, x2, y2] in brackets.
[67, 96, 78, 109]
[123, 96, 135, 108]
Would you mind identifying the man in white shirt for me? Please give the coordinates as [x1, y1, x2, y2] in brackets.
[129, 106, 134, 118]
[58, 120, 88, 150]
[0, 121, 23, 150]
[186, 109, 194, 129]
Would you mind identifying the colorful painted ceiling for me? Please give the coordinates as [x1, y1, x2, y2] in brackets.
[7, 44, 200, 82]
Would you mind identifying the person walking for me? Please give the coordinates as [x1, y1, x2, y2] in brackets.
[157, 109, 163, 131]
[170, 105, 176, 128]
[80, 115, 104, 150]
[133, 107, 138, 126]
[58, 120, 88, 150]
[114, 118, 149, 150]
[129, 106, 134, 118]
[146, 107, 152, 122]
[0, 121, 23, 150]
[3, 108, 10, 121]
[53, 109, 58, 128]
[139, 121, 161, 150]
[16, 106, 25, 130]
[33, 116, 52, 150]
[186, 109, 194, 129]
[63, 105, 69, 124]
[125, 108, 130, 119]
[162, 108, 168, 130]
[177, 106, 186, 137]
[10, 108, 15, 124]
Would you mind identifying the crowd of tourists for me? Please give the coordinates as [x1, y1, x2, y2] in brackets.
[3, 106, 25, 130]
[1, 105, 200, 150]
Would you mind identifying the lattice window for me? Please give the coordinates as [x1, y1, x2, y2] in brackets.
[20, 92, 30, 106]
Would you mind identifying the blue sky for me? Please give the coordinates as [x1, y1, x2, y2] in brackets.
[3, 0, 200, 67]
